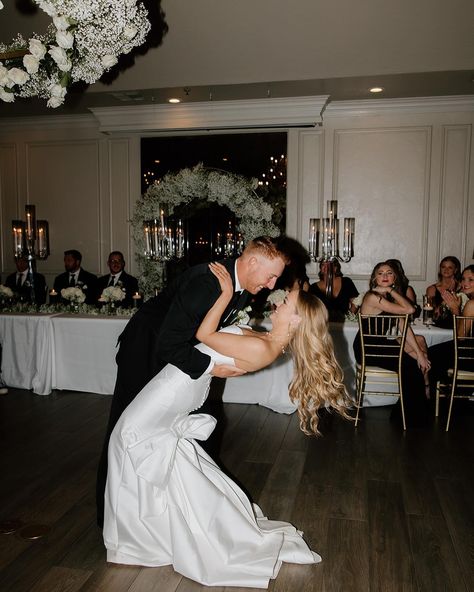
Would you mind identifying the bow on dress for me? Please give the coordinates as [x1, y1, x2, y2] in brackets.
[125, 413, 217, 492]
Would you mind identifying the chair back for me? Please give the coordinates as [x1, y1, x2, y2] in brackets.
[358, 313, 409, 372]
[453, 315, 474, 374]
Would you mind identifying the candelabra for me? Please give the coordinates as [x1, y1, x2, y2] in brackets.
[143, 207, 186, 262]
[308, 200, 355, 298]
[12, 204, 50, 303]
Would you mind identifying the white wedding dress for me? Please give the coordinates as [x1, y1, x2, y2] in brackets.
[103, 326, 320, 588]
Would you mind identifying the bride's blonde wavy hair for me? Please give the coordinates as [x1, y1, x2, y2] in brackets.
[288, 291, 353, 436]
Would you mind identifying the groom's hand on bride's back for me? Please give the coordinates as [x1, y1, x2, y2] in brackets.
[211, 364, 247, 377]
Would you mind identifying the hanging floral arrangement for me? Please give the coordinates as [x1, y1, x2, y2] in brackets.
[132, 164, 279, 297]
[0, 0, 150, 107]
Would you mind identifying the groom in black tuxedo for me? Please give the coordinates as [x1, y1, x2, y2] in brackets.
[96, 236, 290, 527]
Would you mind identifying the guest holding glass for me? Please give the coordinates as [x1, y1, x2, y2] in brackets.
[309, 259, 358, 322]
[428, 264, 474, 391]
[426, 256, 462, 328]
[354, 261, 431, 425]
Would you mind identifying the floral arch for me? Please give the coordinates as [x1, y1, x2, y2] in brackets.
[132, 165, 279, 296]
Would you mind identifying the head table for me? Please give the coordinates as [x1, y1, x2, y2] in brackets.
[0, 314, 452, 408]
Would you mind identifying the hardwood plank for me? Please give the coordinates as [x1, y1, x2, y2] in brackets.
[246, 411, 292, 463]
[257, 449, 306, 520]
[323, 517, 369, 592]
[77, 563, 140, 592]
[408, 513, 469, 591]
[127, 565, 182, 592]
[29, 566, 92, 592]
[367, 479, 417, 592]
[435, 479, 474, 590]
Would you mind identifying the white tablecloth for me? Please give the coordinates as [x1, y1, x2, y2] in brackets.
[0, 313, 59, 395]
[51, 314, 128, 394]
[222, 319, 453, 413]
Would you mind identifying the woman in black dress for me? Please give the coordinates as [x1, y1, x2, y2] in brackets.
[354, 261, 431, 425]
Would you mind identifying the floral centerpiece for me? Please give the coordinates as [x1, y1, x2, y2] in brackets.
[0, 0, 150, 107]
[0, 284, 14, 304]
[99, 285, 126, 304]
[132, 164, 279, 298]
[60, 286, 86, 312]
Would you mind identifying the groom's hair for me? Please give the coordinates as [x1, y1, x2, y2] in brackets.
[244, 236, 290, 264]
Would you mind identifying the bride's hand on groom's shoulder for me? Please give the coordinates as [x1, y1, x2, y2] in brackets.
[209, 262, 233, 301]
[211, 364, 247, 378]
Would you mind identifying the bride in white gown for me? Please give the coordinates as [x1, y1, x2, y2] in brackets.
[104, 263, 351, 588]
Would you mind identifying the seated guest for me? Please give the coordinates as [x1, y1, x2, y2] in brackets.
[426, 256, 462, 328]
[428, 265, 474, 390]
[354, 261, 431, 425]
[97, 251, 139, 307]
[5, 256, 47, 304]
[53, 249, 98, 305]
[309, 259, 358, 322]
[386, 258, 420, 317]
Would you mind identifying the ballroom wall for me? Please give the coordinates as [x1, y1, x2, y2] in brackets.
[0, 95, 473, 299]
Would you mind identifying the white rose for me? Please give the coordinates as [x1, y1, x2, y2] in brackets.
[49, 83, 67, 99]
[53, 15, 70, 30]
[29, 39, 47, 60]
[123, 25, 137, 40]
[47, 95, 64, 108]
[0, 64, 9, 86]
[8, 67, 29, 86]
[101, 54, 118, 68]
[49, 46, 72, 72]
[0, 87, 15, 103]
[38, 1, 57, 17]
[56, 30, 74, 50]
[23, 54, 40, 74]
[0, 1, 4, 9]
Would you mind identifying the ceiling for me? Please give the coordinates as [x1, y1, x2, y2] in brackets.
[0, 0, 473, 118]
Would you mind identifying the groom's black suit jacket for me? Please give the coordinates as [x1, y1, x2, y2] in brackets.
[109, 258, 248, 427]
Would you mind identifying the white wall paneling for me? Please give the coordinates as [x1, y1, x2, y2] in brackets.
[331, 126, 431, 278]
[25, 140, 101, 282]
[0, 143, 18, 272]
[438, 125, 472, 263]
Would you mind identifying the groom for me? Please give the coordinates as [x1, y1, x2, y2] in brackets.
[96, 236, 290, 527]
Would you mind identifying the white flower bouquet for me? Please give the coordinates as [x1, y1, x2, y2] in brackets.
[61, 286, 86, 304]
[0, 284, 14, 299]
[99, 286, 126, 303]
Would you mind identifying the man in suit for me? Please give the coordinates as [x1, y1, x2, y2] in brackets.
[5, 256, 47, 304]
[96, 235, 290, 526]
[53, 249, 98, 305]
[96, 251, 139, 307]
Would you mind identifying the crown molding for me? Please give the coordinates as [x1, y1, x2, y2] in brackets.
[325, 95, 474, 117]
[0, 113, 97, 131]
[90, 96, 331, 133]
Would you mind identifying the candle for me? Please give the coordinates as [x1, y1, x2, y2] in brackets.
[49, 289, 57, 296]
[25, 204, 36, 241]
[132, 292, 142, 308]
[308, 218, 320, 260]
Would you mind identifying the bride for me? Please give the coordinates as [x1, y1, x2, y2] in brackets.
[104, 262, 351, 588]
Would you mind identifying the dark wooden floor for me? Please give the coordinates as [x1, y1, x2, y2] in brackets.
[0, 387, 473, 592]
